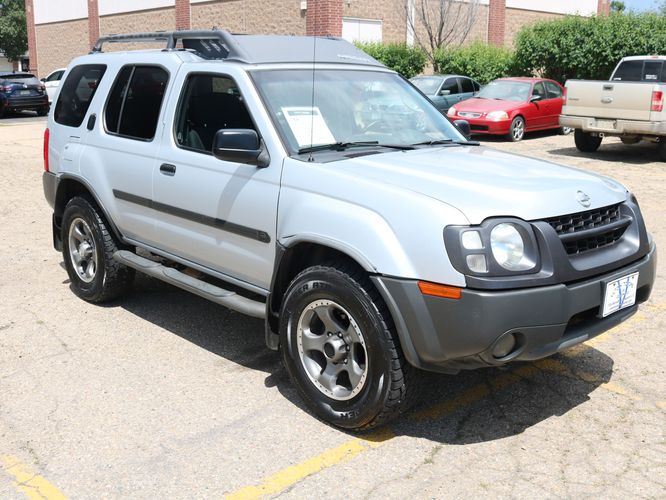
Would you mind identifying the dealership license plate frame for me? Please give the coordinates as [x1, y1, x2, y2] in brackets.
[601, 272, 639, 318]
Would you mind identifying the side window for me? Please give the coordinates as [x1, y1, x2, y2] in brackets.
[532, 82, 546, 99]
[175, 73, 256, 153]
[46, 70, 64, 82]
[545, 81, 562, 99]
[441, 78, 458, 95]
[612, 60, 642, 81]
[54, 64, 106, 127]
[458, 77, 474, 93]
[472, 80, 480, 92]
[104, 65, 169, 141]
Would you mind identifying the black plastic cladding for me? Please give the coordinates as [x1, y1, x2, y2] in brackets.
[444, 198, 650, 290]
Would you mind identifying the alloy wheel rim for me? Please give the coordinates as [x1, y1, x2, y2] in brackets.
[296, 299, 368, 401]
[513, 119, 524, 140]
[68, 217, 98, 283]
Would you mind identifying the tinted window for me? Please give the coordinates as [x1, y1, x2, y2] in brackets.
[643, 61, 663, 82]
[46, 70, 64, 82]
[175, 74, 255, 153]
[612, 60, 642, 81]
[54, 64, 106, 127]
[472, 80, 480, 92]
[442, 78, 458, 94]
[2, 73, 35, 80]
[458, 77, 474, 93]
[104, 65, 168, 140]
[545, 81, 562, 98]
[532, 82, 546, 99]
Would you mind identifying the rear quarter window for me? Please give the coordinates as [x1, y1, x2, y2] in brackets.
[54, 64, 106, 127]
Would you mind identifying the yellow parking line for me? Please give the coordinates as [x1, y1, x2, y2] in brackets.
[226, 300, 664, 498]
[1, 455, 67, 500]
[226, 428, 394, 500]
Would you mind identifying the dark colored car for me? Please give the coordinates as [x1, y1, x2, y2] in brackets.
[447, 77, 566, 141]
[0, 72, 50, 118]
[410, 74, 480, 113]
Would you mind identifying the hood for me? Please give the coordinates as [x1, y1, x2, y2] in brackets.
[329, 146, 627, 224]
[454, 97, 524, 114]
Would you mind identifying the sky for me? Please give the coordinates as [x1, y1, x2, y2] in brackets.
[623, 0, 662, 11]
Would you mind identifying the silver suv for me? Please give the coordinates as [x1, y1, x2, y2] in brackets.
[43, 30, 656, 430]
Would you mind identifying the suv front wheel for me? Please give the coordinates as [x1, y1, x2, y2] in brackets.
[61, 196, 134, 303]
[280, 261, 417, 430]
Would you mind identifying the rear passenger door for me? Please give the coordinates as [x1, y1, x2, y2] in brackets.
[81, 62, 178, 246]
[151, 68, 282, 290]
[431, 77, 459, 113]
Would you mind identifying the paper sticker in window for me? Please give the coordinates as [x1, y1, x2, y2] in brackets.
[281, 107, 335, 147]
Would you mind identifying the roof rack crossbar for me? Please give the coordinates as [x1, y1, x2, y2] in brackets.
[90, 30, 249, 61]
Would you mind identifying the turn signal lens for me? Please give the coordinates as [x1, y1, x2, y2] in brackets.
[43, 128, 49, 172]
[418, 281, 462, 299]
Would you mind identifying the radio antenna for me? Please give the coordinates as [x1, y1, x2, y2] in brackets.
[307, 9, 318, 162]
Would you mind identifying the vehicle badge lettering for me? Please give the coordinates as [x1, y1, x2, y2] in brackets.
[576, 190, 591, 208]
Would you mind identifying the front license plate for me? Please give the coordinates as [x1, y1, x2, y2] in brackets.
[19, 90, 31, 96]
[601, 272, 639, 317]
[595, 119, 616, 129]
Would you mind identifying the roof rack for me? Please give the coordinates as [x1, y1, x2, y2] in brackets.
[91, 29, 250, 61]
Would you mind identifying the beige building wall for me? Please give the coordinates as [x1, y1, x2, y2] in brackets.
[344, 0, 404, 43]
[99, 8, 176, 52]
[191, 0, 307, 35]
[505, 7, 563, 47]
[35, 18, 89, 77]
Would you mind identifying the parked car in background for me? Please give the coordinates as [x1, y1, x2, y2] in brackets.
[410, 74, 480, 113]
[560, 56, 666, 161]
[41, 67, 66, 103]
[447, 77, 566, 141]
[0, 72, 49, 117]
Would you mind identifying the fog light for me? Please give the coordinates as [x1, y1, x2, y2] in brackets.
[466, 254, 487, 273]
[492, 333, 516, 358]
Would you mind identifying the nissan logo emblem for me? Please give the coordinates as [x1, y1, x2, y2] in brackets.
[576, 190, 591, 208]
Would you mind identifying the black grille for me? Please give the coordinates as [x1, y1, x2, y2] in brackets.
[543, 204, 627, 255]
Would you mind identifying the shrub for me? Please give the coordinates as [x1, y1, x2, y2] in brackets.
[432, 42, 516, 83]
[355, 42, 427, 79]
[514, 13, 666, 83]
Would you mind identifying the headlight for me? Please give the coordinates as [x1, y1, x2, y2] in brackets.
[486, 111, 509, 121]
[490, 223, 535, 271]
[447, 107, 457, 117]
[444, 219, 540, 277]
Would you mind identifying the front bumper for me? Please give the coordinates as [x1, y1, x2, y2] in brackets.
[454, 116, 511, 136]
[372, 242, 656, 373]
[560, 114, 666, 137]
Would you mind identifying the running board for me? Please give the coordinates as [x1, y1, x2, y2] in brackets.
[113, 250, 266, 318]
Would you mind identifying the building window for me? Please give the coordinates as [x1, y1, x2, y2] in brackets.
[342, 18, 382, 43]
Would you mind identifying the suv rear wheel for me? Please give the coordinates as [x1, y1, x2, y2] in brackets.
[574, 130, 603, 153]
[62, 196, 134, 302]
[280, 261, 417, 430]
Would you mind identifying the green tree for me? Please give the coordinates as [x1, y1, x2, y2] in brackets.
[0, 0, 28, 62]
[610, 0, 626, 13]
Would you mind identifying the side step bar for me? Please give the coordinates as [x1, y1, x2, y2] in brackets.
[113, 250, 266, 319]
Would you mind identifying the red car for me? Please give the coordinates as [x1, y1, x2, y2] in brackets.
[447, 77, 566, 141]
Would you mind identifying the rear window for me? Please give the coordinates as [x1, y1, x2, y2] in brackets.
[54, 64, 106, 127]
[2, 73, 36, 79]
[104, 65, 169, 141]
[612, 59, 666, 82]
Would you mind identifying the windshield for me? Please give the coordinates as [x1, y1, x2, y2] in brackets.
[410, 76, 442, 95]
[251, 69, 464, 154]
[477, 81, 531, 102]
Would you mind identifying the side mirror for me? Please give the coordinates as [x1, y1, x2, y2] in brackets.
[439, 89, 451, 96]
[453, 119, 471, 139]
[212, 129, 269, 167]
[530, 95, 542, 103]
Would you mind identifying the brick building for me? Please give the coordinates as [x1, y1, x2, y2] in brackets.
[25, 0, 608, 77]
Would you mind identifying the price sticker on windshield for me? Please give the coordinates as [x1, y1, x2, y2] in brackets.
[601, 272, 638, 317]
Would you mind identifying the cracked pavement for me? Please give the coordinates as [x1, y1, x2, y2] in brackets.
[0, 119, 664, 498]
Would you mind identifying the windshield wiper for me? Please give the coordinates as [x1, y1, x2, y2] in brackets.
[412, 139, 479, 146]
[297, 141, 414, 154]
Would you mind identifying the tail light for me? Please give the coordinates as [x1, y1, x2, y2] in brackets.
[651, 90, 663, 112]
[43, 128, 50, 172]
[0, 85, 10, 92]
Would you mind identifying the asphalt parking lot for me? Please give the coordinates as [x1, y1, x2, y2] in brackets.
[1, 117, 664, 498]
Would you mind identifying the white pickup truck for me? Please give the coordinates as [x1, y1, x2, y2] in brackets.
[560, 56, 666, 161]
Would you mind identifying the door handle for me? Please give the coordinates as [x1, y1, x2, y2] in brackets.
[160, 163, 176, 176]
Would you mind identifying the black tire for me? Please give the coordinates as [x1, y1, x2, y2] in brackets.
[61, 196, 134, 303]
[574, 129, 602, 153]
[507, 116, 525, 142]
[280, 261, 418, 430]
[658, 139, 666, 162]
[37, 106, 49, 117]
